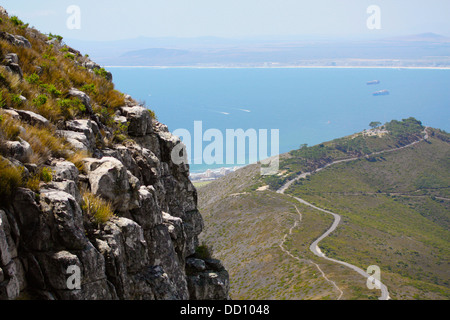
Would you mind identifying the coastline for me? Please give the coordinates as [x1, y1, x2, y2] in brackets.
[106, 65, 450, 70]
[189, 165, 243, 182]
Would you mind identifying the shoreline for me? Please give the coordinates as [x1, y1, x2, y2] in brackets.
[106, 65, 450, 70]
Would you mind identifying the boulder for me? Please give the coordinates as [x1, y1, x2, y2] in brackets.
[96, 217, 150, 299]
[187, 269, 230, 300]
[15, 109, 49, 127]
[50, 159, 79, 183]
[4, 53, 19, 64]
[0, 6, 7, 15]
[44, 159, 81, 203]
[1, 109, 20, 120]
[66, 119, 100, 140]
[45, 180, 81, 204]
[82, 157, 140, 212]
[186, 258, 206, 273]
[5, 137, 32, 163]
[67, 89, 93, 114]
[120, 106, 152, 137]
[132, 265, 183, 300]
[13, 35, 32, 48]
[6, 63, 23, 79]
[57, 130, 92, 152]
[0, 32, 31, 48]
[63, 119, 100, 151]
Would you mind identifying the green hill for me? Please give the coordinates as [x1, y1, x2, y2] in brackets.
[198, 119, 450, 300]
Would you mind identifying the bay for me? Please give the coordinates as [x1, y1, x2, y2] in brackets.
[107, 67, 450, 173]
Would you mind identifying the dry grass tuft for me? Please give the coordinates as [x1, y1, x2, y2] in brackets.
[0, 156, 24, 201]
[81, 190, 115, 225]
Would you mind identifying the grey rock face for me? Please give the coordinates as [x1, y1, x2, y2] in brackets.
[0, 90, 229, 300]
[187, 269, 230, 300]
[0, 210, 25, 300]
[186, 257, 230, 300]
[120, 106, 153, 137]
[39, 189, 88, 250]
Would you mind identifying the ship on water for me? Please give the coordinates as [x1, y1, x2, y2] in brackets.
[373, 90, 390, 96]
[367, 80, 380, 85]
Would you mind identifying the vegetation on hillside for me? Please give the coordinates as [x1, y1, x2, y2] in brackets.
[0, 11, 152, 223]
[264, 117, 425, 190]
[198, 121, 450, 300]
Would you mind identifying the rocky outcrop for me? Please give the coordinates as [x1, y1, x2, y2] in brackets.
[0, 31, 32, 48]
[0, 96, 229, 300]
[186, 258, 230, 300]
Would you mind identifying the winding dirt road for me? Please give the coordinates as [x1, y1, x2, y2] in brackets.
[276, 128, 429, 300]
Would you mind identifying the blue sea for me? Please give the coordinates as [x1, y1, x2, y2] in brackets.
[107, 67, 450, 173]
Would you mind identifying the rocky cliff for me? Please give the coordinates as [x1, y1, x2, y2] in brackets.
[0, 7, 229, 300]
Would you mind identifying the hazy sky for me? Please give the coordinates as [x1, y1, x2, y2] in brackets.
[2, 0, 450, 41]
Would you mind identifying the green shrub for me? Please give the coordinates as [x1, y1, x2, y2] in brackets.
[81, 83, 96, 94]
[10, 16, 24, 26]
[42, 53, 57, 62]
[58, 98, 86, 119]
[94, 67, 109, 79]
[10, 93, 24, 106]
[147, 109, 156, 120]
[25, 73, 40, 85]
[40, 83, 61, 97]
[48, 33, 63, 42]
[40, 167, 53, 183]
[64, 53, 75, 60]
[33, 94, 48, 107]
[195, 244, 214, 260]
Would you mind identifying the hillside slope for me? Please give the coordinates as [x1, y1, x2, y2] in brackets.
[198, 119, 450, 300]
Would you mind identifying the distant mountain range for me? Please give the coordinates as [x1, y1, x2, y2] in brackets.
[66, 33, 450, 67]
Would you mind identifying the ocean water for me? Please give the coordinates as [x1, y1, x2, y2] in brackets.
[107, 67, 450, 173]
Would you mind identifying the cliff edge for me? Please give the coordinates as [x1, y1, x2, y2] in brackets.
[0, 7, 229, 300]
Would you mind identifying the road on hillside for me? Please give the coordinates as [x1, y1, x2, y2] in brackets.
[276, 128, 428, 300]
